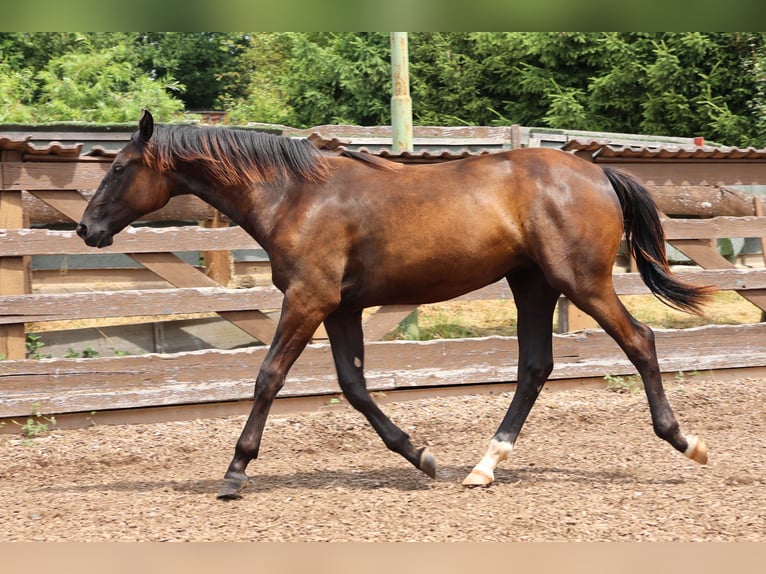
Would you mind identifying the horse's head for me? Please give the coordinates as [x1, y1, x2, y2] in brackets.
[77, 110, 172, 248]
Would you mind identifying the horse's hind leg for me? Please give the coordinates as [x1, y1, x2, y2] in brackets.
[324, 308, 436, 478]
[565, 280, 708, 465]
[464, 267, 561, 486]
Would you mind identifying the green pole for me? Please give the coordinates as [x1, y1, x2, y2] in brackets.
[390, 32, 413, 154]
[390, 32, 419, 338]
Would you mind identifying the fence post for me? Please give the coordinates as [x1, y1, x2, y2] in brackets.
[201, 210, 232, 286]
[556, 298, 598, 333]
[755, 195, 766, 322]
[0, 149, 29, 359]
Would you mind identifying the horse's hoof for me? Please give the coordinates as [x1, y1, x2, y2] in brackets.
[216, 473, 249, 500]
[418, 448, 437, 479]
[684, 435, 708, 465]
[462, 466, 494, 487]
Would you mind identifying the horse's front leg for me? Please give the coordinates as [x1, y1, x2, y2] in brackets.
[217, 295, 328, 500]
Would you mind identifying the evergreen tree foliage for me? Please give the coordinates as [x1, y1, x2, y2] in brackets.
[3, 32, 766, 147]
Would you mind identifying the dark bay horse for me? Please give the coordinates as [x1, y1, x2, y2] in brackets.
[77, 111, 711, 499]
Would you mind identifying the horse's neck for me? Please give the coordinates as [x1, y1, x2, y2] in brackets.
[190, 179, 291, 252]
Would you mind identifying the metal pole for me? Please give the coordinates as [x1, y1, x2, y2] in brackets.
[390, 33, 419, 338]
[390, 32, 413, 153]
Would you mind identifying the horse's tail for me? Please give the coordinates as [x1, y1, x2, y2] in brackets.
[602, 166, 713, 315]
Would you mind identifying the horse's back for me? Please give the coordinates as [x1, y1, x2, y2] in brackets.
[316, 147, 621, 307]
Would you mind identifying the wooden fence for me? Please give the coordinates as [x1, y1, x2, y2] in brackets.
[1, 128, 766, 426]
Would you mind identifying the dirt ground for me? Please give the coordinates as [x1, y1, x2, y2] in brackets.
[1, 375, 764, 542]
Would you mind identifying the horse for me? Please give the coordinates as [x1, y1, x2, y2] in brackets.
[77, 110, 712, 500]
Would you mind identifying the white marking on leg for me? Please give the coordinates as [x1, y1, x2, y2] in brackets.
[463, 438, 514, 485]
[684, 435, 699, 457]
[683, 434, 708, 464]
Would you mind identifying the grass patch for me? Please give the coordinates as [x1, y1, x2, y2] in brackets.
[12, 402, 56, 444]
[621, 290, 762, 328]
[604, 373, 642, 394]
[386, 300, 519, 341]
[389, 291, 762, 341]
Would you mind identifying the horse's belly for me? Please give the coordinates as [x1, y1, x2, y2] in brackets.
[345, 252, 526, 307]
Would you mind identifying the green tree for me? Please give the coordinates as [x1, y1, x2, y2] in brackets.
[0, 63, 37, 123]
[0, 32, 84, 72]
[407, 32, 766, 146]
[283, 32, 391, 126]
[408, 32, 496, 125]
[227, 33, 393, 127]
[34, 42, 186, 123]
[135, 32, 251, 110]
[223, 33, 297, 125]
[3, 32, 766, 147]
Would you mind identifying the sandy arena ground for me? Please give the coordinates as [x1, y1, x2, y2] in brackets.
[1, 376, 764, 542]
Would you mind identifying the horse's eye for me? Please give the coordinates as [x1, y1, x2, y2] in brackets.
[113, 164, 124, 175]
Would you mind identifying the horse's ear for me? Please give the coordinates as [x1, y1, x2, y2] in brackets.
[139, 109, 154, 143]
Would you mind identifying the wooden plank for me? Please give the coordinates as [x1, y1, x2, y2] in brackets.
[128, 252, 278, 344]
[670, 239, 766, 312]
[4, 217, 761, 258]
[0, 258, 26, 359]
[214, 310, 277, 346]
[129, 252, 221, 288]
[663, 216, 766, 239]
[4, 268, 766, 327]
[29, 189, 87, 222]
[0, 285, 284, 324]
[1, 323, 764, 418]
[755, 196, 766, 263]
[363, 305, 419, 340]
[29, 189, 221, 227]
[3, 161, 109, 190]
[611, 268, 766, 294]
[5, 266, 765, 328]
[15, 167, 271, 344]
[200, 212, 232, 286]
[669, 239, 738, 270]
[649, 186, 757, 217]
[0, 226, 258, 257]
[0, 149, 28, 359]
[8, 364, 766, 433]
[32, 267, 174, 290]
[755, 197, 766, 322]
[26, 191, 216, 225]
[449, 281, 512, 301]
[556, 298, 598, 332]
[34, 316, 264, 358]
[4, 192, 273, 344]
[459, 269, 766, 301]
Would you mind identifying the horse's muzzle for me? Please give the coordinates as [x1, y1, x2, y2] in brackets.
[76, 223, 113, 248]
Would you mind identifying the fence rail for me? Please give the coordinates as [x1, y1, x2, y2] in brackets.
[2, 127, 765, 425]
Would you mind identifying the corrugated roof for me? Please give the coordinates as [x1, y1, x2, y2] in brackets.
[352, 147, 493, 162]
[0, 136, 83, 156]
[7, 131, 766, 163]
[84, 145, 120, 158]
[562, 138, 766, 160]
[308, 132, 499, 162]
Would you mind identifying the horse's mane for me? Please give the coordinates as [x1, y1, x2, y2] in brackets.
[143, 125, 332, 187]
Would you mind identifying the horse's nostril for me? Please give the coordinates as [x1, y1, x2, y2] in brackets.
[76, 223, 87, 238]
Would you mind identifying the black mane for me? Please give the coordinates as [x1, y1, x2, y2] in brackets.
[144, 124, 331, 187]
